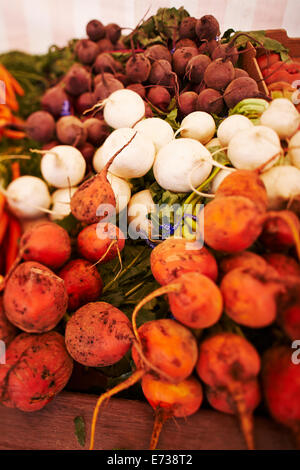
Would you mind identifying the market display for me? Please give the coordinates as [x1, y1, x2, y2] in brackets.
[0, 7, 299, 451]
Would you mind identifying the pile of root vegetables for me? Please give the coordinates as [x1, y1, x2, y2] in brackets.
[0, 7, 300, 452]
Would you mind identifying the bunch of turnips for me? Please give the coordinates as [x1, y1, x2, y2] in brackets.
[0, 7, 300, 451]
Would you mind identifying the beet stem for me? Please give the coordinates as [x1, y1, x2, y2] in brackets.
[150, 408, 171, 450]
[89, 368, 145, 450]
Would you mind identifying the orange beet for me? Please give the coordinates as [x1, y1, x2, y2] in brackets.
[220, 266, 283, 328]
[216, 170, 268, 213]
[196, 332, 261, 449]
[65, 302, 133, 367]
[168, 272, 223, 329]
[132, 319, 198, 384]
[220, 251, 268, 276]
[262, 346, 300, 447]
[3, 261, 68, 333]
[0, 298, 17, 345]
[77, 222, 125, 264]
[142, 374, 203, 418]
[59, 259, 103, 311]
[0, 331, 73, 412]
[150, 238, 218, 285]
[204, 196, 264, 253]
[142, 375, 203, 449]
[206, 379, 261, 416]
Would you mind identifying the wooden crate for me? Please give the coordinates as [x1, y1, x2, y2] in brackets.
[0, 392, 296, 450]
[242, 29, 300, 95]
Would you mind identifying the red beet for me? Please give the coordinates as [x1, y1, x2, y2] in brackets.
[179, 17, 197, 40]
[41, 86, 69, 118]
[198, 39, 218, 56]
[178, 91, 198, 116]
[172, 46, 198, 77]
[75, 91, 96, 114]
[86, 20, 105, 41]
[94, 53, 120, 74]
[64, 64, 91, 96]
[224, 77, 259, 108]
[105, 23, 121, 44]
[204, 58, 235, 90]
[195, 15, 220, 41]
[175, 38, 198, 50]
[125, 53, 151, 83]
[26, 111, 55, 143]
[77, 142, 95, 166]
[97, 38, 114, 53]
[75, 39, 99, 64]
[147, 86, 171, 111]
[93, 75, 124, 101]
[83, 118, 110, 146]
[56, 116, 87, 146]
[144, 45, 172, 63]
[197, 88, 224, 114]
[148, 60, 172, 86]
[212, 43, 239, 65]
[186, 54, 211, 83]
[126, 83, 146, 99]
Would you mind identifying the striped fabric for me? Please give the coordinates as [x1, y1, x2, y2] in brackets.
[0, 0, 298, 54]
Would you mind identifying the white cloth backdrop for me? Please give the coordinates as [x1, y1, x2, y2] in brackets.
[0, 0, 299, 54]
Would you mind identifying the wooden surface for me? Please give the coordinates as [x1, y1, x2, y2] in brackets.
[242, 42, 269, 95]
[0, 392, 295, 450]
[265, 29, 300, 58]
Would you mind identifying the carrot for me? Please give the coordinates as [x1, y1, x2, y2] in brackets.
[0, 211, 9, 245]
[3, 129, 25, 139]
[8, 72, 25, 97]
[11, 161, 20, 180]
[5, 216, 21, 273]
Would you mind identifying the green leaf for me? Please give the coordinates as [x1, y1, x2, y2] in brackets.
[74, 416, 86, 447]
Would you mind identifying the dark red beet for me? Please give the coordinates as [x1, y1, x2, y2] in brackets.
[178, 91, 198, 116]
[78, 142, 95, 166]
[193, 81, 207, 94]
[94, 53, 120, 74]
[224, 77, 259, 108]
[75, 92, 96, 114]
[195, 15, 220, 41]
[147, 86, 171, 111]
[114, 72, 131, 86]
[148, 59, 172, 86]
[94, 72, 114, 87]
[204, 59, 235, 90]
[97, 38, 114, 53]
[86, 19, 105, 41]
[234, 68, 249, 79]
[56, 116, 87, 146]
[42, 140, 59, 150]
[64, 64, 91, 96]
[83, 118, 110, 146]
[125, 53, 151, 83]
[179, 17, 197, 40]
[126, 83, 146, 99]
[144, 45, 172, 63]
[26, 111, 55, 143]
[212, 43, 239, 65]
[175, 38, 198, 50]
[41, 86, 69, 118]
[198, 39, 218, 56]
[186, 54, 211, 83]
[105, 23, 121, 44]
[93, 75, 124, 101]
[144, 102, 153, 118]
[75, 39, 99, 65]
[197, 88, 224, 114]
[172, 46, 198, 77]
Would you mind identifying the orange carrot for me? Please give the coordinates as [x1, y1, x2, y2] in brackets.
[5, 216, 21, 273]
[11, 161, 20, 180]
[8, 73, 25, 96]
[0, 211, 9, 245]
[3, 129, 25, 139]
